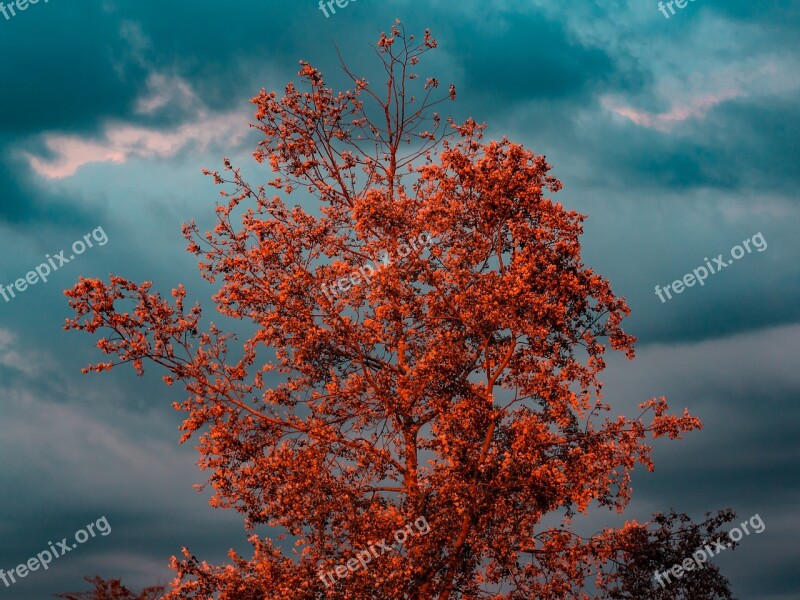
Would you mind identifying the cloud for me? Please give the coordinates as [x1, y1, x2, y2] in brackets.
[135, 72, 198, 115]
[0, 327, 52, 376]
[601, 89, 742, 132]
[600, 59, 796, 132]
[451, 8, 616, 103]
[23, 109, 250, 179]
[0, 327, 258, 598]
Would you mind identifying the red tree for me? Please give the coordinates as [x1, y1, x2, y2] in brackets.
[65, 22, 719, 599]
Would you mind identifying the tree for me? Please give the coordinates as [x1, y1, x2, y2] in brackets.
[602, 509, 737, 600]
[54, 576, 164, 600]
[64, 21, 727, 599]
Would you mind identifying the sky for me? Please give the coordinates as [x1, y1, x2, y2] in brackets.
[0, 0, 798, 597]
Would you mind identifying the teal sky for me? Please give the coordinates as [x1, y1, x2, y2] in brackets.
[0, 1, 798, 597]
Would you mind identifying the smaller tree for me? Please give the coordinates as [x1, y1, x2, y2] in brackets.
[601, 509, 738, 599]
[54, 576, 164, 600]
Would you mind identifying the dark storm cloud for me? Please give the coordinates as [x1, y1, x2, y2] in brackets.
[0, 1, 300, 137]
[0, 142, 92, 224]
[575, 96, 800, 195]
[703, 97, 800, 193]
[0, 3, 143, 135]
[0, 153, 42, 222]
[451, 12, 617, 103]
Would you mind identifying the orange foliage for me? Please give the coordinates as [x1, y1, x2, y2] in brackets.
[65, 22, 703, 599]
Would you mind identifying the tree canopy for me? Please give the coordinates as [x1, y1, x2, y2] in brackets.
[63, 21, 733, 600]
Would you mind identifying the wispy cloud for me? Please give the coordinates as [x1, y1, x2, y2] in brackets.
[22, 69, 251, 179]
[135, 72, 198, 114]
[0, 328, 49, 376]
[602, 89, 741, 132]
[23, 111, 249, 179]
[601, 59, 797, 132]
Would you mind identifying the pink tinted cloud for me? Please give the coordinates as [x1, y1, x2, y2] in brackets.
[135, 73, 197, 114]
[24, 111, 249, 179]
[602, 88, 742, 132]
